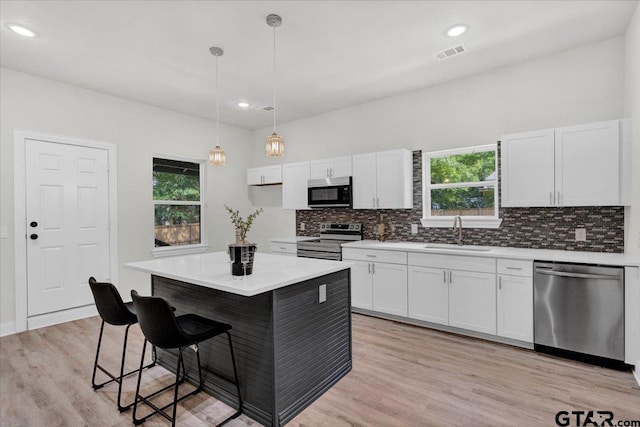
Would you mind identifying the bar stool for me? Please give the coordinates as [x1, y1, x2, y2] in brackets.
[88, 277, 156, 412]
[130, 290, 242, 427]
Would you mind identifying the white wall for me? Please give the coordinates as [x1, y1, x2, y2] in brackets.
[248, 37, 627, 251]
[0, 67, 254, 325]
[625, 5, 640, 264]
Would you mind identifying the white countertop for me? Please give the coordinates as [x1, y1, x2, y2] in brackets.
[125, 251, 351, 296]
[269, 236, 317, 244]
[342, 240, 639, 267]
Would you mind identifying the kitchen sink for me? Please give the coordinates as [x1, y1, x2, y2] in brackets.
[423, 243, 493, 252]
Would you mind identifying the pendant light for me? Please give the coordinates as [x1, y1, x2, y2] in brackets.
[209, 46, 226, 166]
[265, 14, 284, 157]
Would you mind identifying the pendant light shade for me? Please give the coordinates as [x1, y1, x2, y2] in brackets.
[265, 14, 284, 157]
[209, 46, 226, 166]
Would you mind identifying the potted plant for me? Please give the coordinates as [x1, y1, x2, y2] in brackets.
[224, 205, 263, 276]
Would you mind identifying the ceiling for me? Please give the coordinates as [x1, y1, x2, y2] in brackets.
[1, 1, 637, 130]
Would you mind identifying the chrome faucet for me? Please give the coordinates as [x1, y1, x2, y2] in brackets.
[452, 215, 463, 245]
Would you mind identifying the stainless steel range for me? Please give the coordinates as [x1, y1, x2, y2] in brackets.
[297, 223, 363, 260]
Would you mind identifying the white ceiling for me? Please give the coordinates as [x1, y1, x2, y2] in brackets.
[1, 1, 637, 130]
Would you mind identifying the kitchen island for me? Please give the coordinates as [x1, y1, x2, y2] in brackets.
[125, 252, 352, 427]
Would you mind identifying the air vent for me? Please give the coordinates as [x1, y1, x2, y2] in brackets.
[434, 44, 467, 61]
[256, 105, 274, 111]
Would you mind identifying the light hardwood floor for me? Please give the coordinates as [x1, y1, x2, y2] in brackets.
[1, 313, 638, 426]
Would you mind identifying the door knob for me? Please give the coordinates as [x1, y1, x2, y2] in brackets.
[30, 234, 38, 240]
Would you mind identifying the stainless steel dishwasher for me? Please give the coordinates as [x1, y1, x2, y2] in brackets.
[534, 262, 624, 362]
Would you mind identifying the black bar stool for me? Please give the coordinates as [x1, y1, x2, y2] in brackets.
[130, 290, 242, 427]
[88, 277, 157, 412]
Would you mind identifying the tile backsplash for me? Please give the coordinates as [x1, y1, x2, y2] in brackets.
[296, 150, 625, 253]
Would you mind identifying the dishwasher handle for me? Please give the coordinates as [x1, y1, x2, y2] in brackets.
[535, 269, 621, 281]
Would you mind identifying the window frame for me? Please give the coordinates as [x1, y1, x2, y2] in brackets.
[151, 153, 209, 257]
[421, 144, 502, 229]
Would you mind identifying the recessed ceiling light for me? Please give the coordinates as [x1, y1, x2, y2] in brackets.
[7, 24, 37, 38]
[445, 24, 468, 38]
[237, 102, 250, 108]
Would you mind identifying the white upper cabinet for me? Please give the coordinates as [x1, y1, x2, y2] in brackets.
[247, 165, 282, 186]
[501, 129, 555, 207]
[309, 156, 352, 179]
[282, 161, 310, 210]
[352, 149, 413, 209]
[555, 121, 620, 206]
[501, 120, 630, 207]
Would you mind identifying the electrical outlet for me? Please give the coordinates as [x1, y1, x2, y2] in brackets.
[575, 228, 587, 242]
[299, 222, 305, 231]
[318, 284, 327, 303]
[411, 224, 418, 235]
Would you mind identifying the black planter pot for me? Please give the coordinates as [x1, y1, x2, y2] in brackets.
[228, 243, 257, 276]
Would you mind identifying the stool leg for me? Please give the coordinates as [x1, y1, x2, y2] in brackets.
[171, 347, 186, 427]
[132, 339, 148, 426]
[216, 331, 243, 427]
[116, 324, 133, 412]
[91, 320, 106, 389]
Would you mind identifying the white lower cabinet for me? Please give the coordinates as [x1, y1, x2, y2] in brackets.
[372, 263, 408, 316]
[343, 248, 408, 316]
[496, 259, 533, 342]
[269, 241, 297, 256]
[350, 260, 373, 310]
[408, 266, 448, 325]
[407, 252, 497, 335]
[448, 270, 496, 335]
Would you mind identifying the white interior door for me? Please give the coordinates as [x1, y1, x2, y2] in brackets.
[25, 139, 111, 317]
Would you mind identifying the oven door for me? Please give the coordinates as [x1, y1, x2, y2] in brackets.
[307, 177, 352, 208]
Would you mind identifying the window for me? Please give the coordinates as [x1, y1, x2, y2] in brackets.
[152, 156, 208, 255]
[421, 144, 501, 228]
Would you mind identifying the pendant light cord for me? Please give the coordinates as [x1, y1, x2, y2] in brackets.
[273, 24, 277, 134]
[215, 53, 220, 147]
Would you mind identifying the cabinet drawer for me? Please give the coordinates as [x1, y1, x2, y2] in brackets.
[497, 259, 532, 277]
[269, 242, 297, 255]
[408, 252, 495, 274]
[342, 248, 407, 265]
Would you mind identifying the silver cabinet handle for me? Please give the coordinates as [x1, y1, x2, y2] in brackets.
[443, 270, 447, 283]
[331, 167, 334, 177]
[366, 254, 377, 258]
[279, 246, 287, 250]
[558, 191, 561, 205]
[372, 263, 375, 274]
[535, 269, 621, 280]
[449, 270, 452, 283]
[368, 263, 371, 274]
[372, 197, 375, 208]
[376, 197, 380, 207]
[505, 266, 522, 270]
[498, 276, 502, 290]
[549, 192, 553, 205]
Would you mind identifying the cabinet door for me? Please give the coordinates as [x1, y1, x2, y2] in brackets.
[555, 120, 620, 206]
[349, 260, 373, 310]
[376, 150, 412, 209]
[408, 265, 448, 325]
[448, 270, 496, 335]
[497, 274, 533, 342]
[372, 262, 408, 316]
[330, 156, 352, 178]
[282, 162, 310, 210]
[501, 129, 555, 207]
[262, 165, 283, 184]
[247, 167, 264, 186]
[309, 159, 331, 179]
[352, 153, 377, 209]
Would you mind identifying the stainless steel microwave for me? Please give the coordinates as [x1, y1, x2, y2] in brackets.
[307, 176, 352, 208]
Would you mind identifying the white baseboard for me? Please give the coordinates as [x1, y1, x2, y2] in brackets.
[0, 321, 17, 337]
[27, 304, 98, 331]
